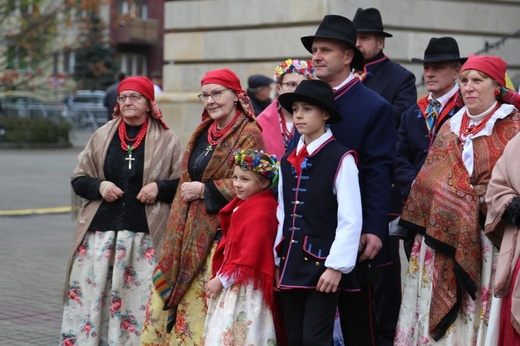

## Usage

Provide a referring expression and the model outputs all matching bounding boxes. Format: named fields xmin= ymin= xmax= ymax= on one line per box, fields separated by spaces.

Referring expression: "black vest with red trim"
xmin=279 ymin=138 xmax=354 ymax=289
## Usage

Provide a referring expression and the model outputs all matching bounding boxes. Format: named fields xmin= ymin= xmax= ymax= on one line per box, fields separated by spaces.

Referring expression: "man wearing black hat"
xmin=247 ymin=74 xmax=274 ymax=115
xmin=296 ymin=14 xmax=395 ymax=346
xmin=353 ymin=7 xmax=417 ymax=127
xmin=352 ymin=8 xmax=418 ymax=346
xmin=395 ymin=37 xmax=466 ymax=209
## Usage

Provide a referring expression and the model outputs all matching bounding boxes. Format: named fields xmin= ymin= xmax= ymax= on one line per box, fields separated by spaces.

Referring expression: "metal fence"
xmin=0 ymin=104 xmax=108 ymax=130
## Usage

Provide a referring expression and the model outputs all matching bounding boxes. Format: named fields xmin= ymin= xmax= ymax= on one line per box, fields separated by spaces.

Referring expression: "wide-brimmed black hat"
xmin=353 ymin=8 xmax=392 ymax=37
xmin=411 ymin=37 xmax=467 ymax=63
xmin=278 ymin=79 xmax=342 ymax=124
xmin=301 ymin=15 xmax=364 ymax=69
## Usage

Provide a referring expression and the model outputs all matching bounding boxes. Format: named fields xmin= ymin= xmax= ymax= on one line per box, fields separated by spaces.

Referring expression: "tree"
xmin=0 ymin=0 xmax=123 ymax=93
xmin=0 ymin=0 xmax=62 ymax=91
xmin=71 ymin=0 xmax=119 ymax=90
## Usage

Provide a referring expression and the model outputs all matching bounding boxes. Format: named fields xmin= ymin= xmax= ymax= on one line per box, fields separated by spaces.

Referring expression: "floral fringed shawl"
xmin=400 ymin=105 xmax=520 ymax=341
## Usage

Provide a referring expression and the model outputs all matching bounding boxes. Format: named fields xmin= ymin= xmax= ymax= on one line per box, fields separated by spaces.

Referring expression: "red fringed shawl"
xmin=212 ymin=189 xmax=278 ymax=312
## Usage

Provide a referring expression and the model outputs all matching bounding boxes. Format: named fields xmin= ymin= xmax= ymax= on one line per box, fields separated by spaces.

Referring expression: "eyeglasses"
xmin=198 ymin=88 xmax=230 ymax=102
xmin=116 ymin=94 xmax=144 ymax=103
xmin=279 ymin=82 xmax=300 ymax=90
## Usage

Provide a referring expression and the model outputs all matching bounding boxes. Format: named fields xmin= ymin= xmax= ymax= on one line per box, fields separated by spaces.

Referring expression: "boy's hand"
xmin=317 ymin=268 xmax=341 ymax=293
xmin=205 ymin=277 xmax=223 ymax=299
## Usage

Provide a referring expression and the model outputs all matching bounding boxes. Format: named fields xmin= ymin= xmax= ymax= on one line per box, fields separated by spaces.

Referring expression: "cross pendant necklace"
xmin=125 ymin=146 xmax=135 ymax=169
xmin=204 ymin=145 xmax=213 ymax=157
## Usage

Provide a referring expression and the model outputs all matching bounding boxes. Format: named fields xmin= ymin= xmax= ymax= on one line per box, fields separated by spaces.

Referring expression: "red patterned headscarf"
xmin=111 ymin=75 xmax=169 ymax=129
xmin=200 ymin=69 xmax=256 ymax=121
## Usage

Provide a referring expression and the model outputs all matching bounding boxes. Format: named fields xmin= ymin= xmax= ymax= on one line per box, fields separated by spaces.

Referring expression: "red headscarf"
xmin=112 ymin=75 xmax=169 ymax=129
xmin=118 ymin=75 xmax=155 ymax=101
xmin=462 ymin=54 xmax=507 ymax=87
xmin=200 ymin=69 xmax=256 ymax=121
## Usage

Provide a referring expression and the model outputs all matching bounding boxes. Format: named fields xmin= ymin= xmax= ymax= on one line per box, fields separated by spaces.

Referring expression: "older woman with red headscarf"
xmin=60 ymin=76 xmax=184 ymax=345
xmin=141 ymin=69 xmax=265 ymax=345
xmin=394 ymin=55 xmax=520 ymax=346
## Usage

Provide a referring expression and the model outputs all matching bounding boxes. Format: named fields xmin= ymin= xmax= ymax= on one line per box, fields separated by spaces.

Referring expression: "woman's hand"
xmin=137 ymin=182 xmax=158 ymax=205
xmin=180 ymin=181 xmax=204 ymax=202
xmin=317 ymin=268 xmax=342 ymax=293
xmin=99 ymin=181 xmax=124 ymax=203
xmin=205 ymin=277 xmax=223 ymax=299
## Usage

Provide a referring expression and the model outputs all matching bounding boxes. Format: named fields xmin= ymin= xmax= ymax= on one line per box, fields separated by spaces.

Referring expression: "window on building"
xmin=63 ymin=49 xmax=74 ymax=74
xmin=117 ymin=0 xmax=148 ymax=19
xmin=6 ymin=45 xmax=32 ymax=71
xmin=119 ymin=53 xmax=147 ymax=76
xmin=8 ymin=0 xmax=39 ymax=15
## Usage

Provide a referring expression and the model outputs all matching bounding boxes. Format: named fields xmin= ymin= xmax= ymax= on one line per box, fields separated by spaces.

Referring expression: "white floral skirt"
xmin=60 ymin=230 xmax=156 ymax=346
xmin=203 ymin=281 xmax=277 ymax=345
xmin=393 ymin=231 xmax=499 ymax=345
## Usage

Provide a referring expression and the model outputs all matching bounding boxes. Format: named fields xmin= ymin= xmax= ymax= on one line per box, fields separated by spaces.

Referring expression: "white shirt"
xmin=429 ymin=83 xmax=459 ymax=114
xmin=274 ymin=128 xmax=363 ymax=274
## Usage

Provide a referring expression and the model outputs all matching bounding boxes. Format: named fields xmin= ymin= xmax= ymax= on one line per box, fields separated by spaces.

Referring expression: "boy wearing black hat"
xmin=275 ymin=79 xmax=363 ymax=346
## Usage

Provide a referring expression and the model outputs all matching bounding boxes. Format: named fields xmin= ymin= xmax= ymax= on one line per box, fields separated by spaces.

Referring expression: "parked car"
xmin=63 ymin=90 xmax=107 ymax=129
xmin=0 ymin=92 xmax=67 ymax=119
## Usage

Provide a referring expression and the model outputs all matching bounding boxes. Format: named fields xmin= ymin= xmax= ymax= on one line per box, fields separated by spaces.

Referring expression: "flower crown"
xmin=274 ymin=59 xmax=315 ymax=84
xmin=232 ymin=149 xmax=279 ymax=186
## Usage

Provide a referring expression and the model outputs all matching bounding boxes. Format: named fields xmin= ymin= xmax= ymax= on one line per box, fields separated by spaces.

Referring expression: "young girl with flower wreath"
xmin=202 ymin=149 xmax=280 ymax=345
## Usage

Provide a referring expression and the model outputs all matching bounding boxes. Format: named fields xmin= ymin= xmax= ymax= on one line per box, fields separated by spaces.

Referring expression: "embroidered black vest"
xmin=279 ymin=139 xmax=351 ymax=288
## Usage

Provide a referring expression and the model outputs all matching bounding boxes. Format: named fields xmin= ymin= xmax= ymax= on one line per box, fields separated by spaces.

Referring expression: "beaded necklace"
xmin=118 ymin=118 xmax=149 ymax=169
xmin=204 ymin=112 xmax=239 ymax=156
xmin=458 ymin=103 xmax=500 ymax=142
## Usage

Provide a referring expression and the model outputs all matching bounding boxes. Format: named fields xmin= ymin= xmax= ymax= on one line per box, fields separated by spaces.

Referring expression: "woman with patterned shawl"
xmin=60 ymin=76 xmax=184 ymax=345
xmin=140 ymin=68 xmax=265 ymax=345
xmin=394 ymin=55 xmax=520 ymax=346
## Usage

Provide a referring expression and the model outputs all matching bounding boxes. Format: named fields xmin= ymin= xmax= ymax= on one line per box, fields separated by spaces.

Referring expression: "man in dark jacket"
xmin=396 ymin=37 xmax=465 ymax=265
xmin=295 ymin=14 xmax=395 ymax=346
xmin=246 ymin=74 xmax=273 ymax=115
xmin=352 ymin=8 xmax=417 ymax=345
xmin=104 ymin=72 xmax=126 ymax=122
xmin=353 ymin=7 xmax=417 ymax=128
xmin=396 ymin=37 xmax=466 ymax=199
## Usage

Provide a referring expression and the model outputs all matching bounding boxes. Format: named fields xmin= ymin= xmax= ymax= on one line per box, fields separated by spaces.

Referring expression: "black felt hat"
xmin=278 ymin=79 xmax=342 ymax=124
xmin=353 ymin=8 xmax=392 ymax=37
xmin=411 ymin=37 xmax=467 ymax=63
xmin=301 ymin=15 xmax=364 ymax=69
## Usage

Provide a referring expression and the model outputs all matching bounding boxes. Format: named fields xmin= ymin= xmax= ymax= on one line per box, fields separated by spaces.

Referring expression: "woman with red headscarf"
xmin=141 ymin=69 xmax=265 ymax=345
xmin=60 ymin=76 xmax=184 ymax=345
xmin=394 ymin=55 xmax=520 ymax=345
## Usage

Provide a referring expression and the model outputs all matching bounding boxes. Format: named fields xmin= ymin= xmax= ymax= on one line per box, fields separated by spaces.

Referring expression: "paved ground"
xmin=0 ymin=130 xmax=91 ymax=345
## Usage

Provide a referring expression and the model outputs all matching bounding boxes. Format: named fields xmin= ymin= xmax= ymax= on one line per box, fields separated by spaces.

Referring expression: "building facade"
xmin=158 ymin=0 xmax=520 ymax=144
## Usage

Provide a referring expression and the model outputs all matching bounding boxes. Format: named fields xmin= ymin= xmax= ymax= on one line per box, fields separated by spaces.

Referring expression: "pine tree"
xmin=72 ymin=4 xmax=119 ymax=90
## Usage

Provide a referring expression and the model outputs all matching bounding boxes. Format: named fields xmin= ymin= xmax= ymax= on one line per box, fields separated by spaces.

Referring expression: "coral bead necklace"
xmin=204 ymin=112 xmax=239 ymax=156
xmin=118 ymin=118 xmax=149 ymax=169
